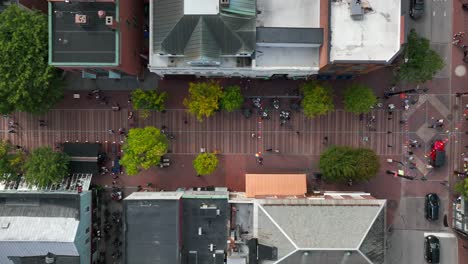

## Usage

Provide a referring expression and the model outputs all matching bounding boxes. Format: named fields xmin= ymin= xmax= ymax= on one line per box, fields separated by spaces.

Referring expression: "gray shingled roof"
xmin=0 ymin=242 xmax=79 ymax=264
xmin=9 ymin=254 xmax=80 ymax=264
xmin=359 ymin=208 xmax=385 ymax=264
xmin=257 ymin=206 xmax=295 ymax=259
xmin=262 ymin=204 xmax=381 ymax=248
xmin=152 ymin=0 xmax=256 ymax=63
xmin=255 ymin=199 xmax=386 ymax=264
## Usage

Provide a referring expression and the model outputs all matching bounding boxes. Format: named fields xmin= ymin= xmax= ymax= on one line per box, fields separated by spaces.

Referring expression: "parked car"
xmin=410 ymin=0 xmax=425 ymax=19
xmin=425 ymin=193 xmax=440 ymax=221
xmin=424 ymin=235 xmax=440 ymax=263
xmin=429 ymin=140 xmax=445 ymax=168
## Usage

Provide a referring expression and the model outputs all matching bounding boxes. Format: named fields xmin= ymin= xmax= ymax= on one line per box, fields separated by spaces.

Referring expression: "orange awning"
xmin=245 ymin=174 xmax=307 ymax=198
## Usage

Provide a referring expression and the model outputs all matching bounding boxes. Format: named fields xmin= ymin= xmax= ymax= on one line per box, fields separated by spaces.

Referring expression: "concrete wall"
xmin=74 ymin=191 xmax=92 ymax=264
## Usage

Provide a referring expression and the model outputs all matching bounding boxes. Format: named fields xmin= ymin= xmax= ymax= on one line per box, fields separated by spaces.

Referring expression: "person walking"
xmin=322 ymin=137 xmax=328 ymax=145
xmin=39 ymin=120 xmax=47 ymax=127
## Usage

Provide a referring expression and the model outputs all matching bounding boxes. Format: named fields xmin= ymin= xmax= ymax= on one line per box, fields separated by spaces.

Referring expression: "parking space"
xmin=388 ymin=230 xmax=457 ymax=264
xmin=393 ymin=197 xmax=450 ymax=231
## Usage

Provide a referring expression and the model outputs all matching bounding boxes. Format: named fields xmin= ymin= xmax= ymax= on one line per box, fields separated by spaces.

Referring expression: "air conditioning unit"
xmin=220 ymin=0 xmax=229 ymax=7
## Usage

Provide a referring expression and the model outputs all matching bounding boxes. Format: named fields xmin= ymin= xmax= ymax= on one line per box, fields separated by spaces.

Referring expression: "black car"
xmin=410 ymin=0 xmax=425 ymax=19
xmin=425 ymin=193 xmax=440 ymax=221
xmin=424 ymin=235 xmax=440 ymax=263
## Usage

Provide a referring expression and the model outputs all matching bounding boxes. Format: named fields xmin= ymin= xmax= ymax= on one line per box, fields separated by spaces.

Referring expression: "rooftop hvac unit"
xmin=105 ymin=16 xmax=113 ymax=26
xmin=350 ymin=0 xmax=364 ymax=20
xmin=220 ymin=0 xmax=229 ymax=7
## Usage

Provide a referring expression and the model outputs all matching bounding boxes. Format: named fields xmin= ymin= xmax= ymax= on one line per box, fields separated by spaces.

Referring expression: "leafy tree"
xmin=121 ymin=126 xmax=169 ymax=175
xmin=0 ymin=5 xmax=63 ymax=114
xmin=131 ymin=88 xmax=168 ymax=112
xmin=0 ymin=140 xmax=25 ymax=181
xmin=396 ymin=29 xmax=444 ymax=84
xmin=23 ymin=147 xmax=69 ymax=187
xmin=184 ymin=81 xmax=223 ymax=121
xmin=193 ymin=153 xmax=219 ymax=175
xmin=221 ymin=85 xmax=244 ymax=112
xmin=354 ymin=148 xmax=380 ymax=181
xmin=319 ymin=146 xmax=380 ymax=183
xmin=343 ymin=84 xmax=377 ymax=114
xmin=300 ymin=82 xmax=334 ymax=118
xmin=455 ymin=178 xmax=468 ymax=200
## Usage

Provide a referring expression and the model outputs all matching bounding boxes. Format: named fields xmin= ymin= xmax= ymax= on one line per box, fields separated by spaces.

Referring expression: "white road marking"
xmin=424 ymin=232 xmax=456 ymax=238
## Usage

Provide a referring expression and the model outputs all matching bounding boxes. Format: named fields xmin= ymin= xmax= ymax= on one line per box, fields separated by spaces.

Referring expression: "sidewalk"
xmin=451 ymin=1 xmax=468 ymax=263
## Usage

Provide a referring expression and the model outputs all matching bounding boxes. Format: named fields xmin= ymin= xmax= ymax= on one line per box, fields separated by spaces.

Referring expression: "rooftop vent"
xmin=75 ymin=14 xmax=88 ymax=25
xmin=1 ymin=222 xmax=9 ymax=229
xmin=45 ymin=253 xmax=55 ymax=264
xmin=105 ymin=16 xmax=113 ymax=26
xmin=350 ymin=0 xmax=364 ymax=20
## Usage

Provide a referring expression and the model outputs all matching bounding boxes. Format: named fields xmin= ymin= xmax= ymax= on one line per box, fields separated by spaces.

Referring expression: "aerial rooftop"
xmin=0 ymin=193 xmax=81 ymax=264
xmin=50 ymin=1 xmax=118 ymax=64
xmin=255 ymin=0 xmax=322 ymax=69
xmin=330 ymin=0 xmax=401 ymax=62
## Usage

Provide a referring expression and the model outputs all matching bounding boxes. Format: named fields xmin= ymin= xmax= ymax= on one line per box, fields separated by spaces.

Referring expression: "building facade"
xmin=148 ymin=0 xmax=402 ymax=79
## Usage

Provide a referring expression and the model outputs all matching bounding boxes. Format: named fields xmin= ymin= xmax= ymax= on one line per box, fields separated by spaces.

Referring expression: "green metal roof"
xmin=153 ymin=0 xmax=256 ymax=64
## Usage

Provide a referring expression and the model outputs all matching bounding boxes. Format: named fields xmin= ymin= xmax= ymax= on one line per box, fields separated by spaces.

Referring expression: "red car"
xmin=429 ymin=140 xmax=446 ymax=167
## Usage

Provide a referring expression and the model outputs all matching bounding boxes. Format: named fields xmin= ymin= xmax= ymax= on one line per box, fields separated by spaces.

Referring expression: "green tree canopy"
xmin=319 ymin=146 xmax=380 ymax=183
xmin=455 ymin=178 xmax=468 ymax=201
xmin=0 ymin=5 xmax=63 ymax=114
xmin=220 ymin=85 xmax=244 ymax=112
xmin=183 ymin=81 xmax=223 ymax=121
xmin=23 ymin=147 xmax=69 ymax=188
xmin=193 ymin=153 xmax=219 ymax=175
xmin=0 ymin=140 xmax=25 ymax=182
xmin=131 ymin=88 xmax=168 ymax=111
xmin=121 ymin=126 xmax=169 ymax=175
xmin=300 ymin=81 xmax=334 ymax=118
xmin=343 ymin=84 xmax=377 ymax=114
xmin=396 ymin=29 xmax=445 ymax=84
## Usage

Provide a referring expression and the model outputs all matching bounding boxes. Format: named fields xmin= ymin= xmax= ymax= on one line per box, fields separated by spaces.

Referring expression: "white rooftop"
xmin=0 ymin=217 xmax=79 ymax=242
xmin=125 ymin=191 xmax=183 ymax=200
xmin=330 ymin=0 xmax=401 ymax=62
xmin=184 ymin=0 xmax=219 ymax=15
xmin=256 ymin=0 xmax=320 ymax=28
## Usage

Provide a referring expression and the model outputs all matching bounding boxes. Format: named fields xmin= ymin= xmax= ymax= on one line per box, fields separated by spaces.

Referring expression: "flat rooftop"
xmin=181 ymin=198 xmax=228 ymax=264
xmin=255 ymin=0 xmax=321 ymax=70
xmin=256 ymin=0 xmax=320 ymax=28
xmin=50 ymin=2 xmax=118 ymax=64
xmin=330 ymin=0 xmax=401 ymax=62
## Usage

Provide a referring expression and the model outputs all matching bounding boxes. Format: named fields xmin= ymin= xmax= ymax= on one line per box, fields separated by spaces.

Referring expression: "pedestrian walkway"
xmin=0 ymin=108 xmax=405 ymax=156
